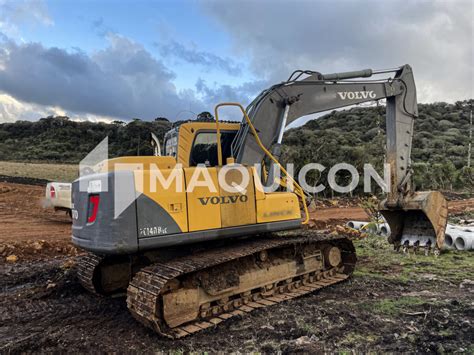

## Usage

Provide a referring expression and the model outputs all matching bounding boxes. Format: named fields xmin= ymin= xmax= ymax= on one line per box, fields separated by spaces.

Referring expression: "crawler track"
xmin=76 ymin=253 xmax=104 ymax=294
xmin=126 ymin=233 xmax=356 ymax=338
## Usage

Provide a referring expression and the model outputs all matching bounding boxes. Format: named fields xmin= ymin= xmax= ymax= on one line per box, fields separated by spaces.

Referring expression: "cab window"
xmin=190 ymin=131 xmax=237 ymax=166
xmin=164 ymin=133 xmax=178 ymax=157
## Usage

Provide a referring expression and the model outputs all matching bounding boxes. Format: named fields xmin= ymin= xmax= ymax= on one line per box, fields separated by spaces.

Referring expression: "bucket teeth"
xmin=398 ymin=238 xmax=439 ymax=256
xmin=380 ymin=190 xmax=448 ymax=250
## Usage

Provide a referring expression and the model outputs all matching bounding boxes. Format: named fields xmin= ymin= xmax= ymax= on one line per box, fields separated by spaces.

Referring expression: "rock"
xmin=459 ymin=279 xmax=474 ymax=289
xmin=6 ymin=255 xmax=18 ymax=263
xmin=419 ymin=273 xmax=437 ymax=281
xmin=46 ymin=282 xmax=57 ymax=289
xmin=403 ymin=290 xmax=436 ymax=297
xmin=260 ymin=325 xmax=275 ymax=330
xmin=295 ymin=336 xmax=312 ymax=345
xmin=61 ymin=259 xmax=75 ymax=269
xmin=32 ymin=241 xmax=43 ymax=250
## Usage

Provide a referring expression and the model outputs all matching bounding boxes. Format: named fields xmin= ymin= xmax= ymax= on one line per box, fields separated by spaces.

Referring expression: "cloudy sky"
xmin=0 ymin=0 xmax=472 ymax=124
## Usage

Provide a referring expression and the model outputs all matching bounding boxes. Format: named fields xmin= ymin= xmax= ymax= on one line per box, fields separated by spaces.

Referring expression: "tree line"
xmin=0 ymin=101 xmax=472 ymax=193
xmin=281 ymin=100 xmax=473 ymax=194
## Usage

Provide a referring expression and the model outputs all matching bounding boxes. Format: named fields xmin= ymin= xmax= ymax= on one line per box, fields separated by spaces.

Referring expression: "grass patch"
xmin=341 ymin=332 xmax=379 ymax=344
xmin=369 ymin=297 xmax=427 ymax=316
xmin=0 ymin=161 xmax=78 ymax=182
xmin=296 ymin=318 xmax=316 ymax=333
xmin=354 ymin=235 xmax=474 ymax=283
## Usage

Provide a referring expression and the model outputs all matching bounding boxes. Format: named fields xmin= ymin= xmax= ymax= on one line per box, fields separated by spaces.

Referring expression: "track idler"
xmin=380 ymin=191 xmax=448 ymax=255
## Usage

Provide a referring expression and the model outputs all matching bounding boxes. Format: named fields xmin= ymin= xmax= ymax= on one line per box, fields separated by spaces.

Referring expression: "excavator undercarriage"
xmin=77 ymin=231 xmax=356 ymax=338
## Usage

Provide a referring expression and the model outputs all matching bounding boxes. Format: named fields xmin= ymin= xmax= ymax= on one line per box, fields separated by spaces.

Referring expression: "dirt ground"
xmin=0 ymin=180 xmax=473 ymax=353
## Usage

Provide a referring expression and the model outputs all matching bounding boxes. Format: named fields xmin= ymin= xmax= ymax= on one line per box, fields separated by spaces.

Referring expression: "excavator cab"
xmin=162 ymin=121 xmax=240 ymax=167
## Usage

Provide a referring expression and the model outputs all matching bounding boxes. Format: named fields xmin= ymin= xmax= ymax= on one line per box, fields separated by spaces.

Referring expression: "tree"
xmin=468 ymin=102 xmax=472 ymax=168
xmin=197 ymin=111 xmax=214 ymax=121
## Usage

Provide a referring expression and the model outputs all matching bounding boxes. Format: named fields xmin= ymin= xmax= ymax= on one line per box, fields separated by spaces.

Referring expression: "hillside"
xmin=0 ymin=100 xmax=472 ymax=192
xmin=0 ymin=117 xmax=172 ymax=163
xmin=282 ymin=100 xmax=473 ymax=193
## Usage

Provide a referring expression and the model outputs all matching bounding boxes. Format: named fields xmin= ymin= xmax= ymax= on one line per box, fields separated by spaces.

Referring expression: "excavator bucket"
xmin=380 ymin=191 xmax=448 ymax=252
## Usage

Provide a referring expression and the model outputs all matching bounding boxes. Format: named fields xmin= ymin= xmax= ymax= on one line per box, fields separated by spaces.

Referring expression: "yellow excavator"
xmin=71 ymin=64 xmax=448 ymax=338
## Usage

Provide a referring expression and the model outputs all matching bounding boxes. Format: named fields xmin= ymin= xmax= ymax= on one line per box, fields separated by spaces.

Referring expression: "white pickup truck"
xmin=44 ymin=182 xmax=72 ymax=216
xmin=43 ymin=133 xmax=162 ymax=218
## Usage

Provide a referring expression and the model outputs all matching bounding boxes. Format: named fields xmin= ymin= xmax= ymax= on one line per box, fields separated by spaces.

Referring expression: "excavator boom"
xmin=233 ymin=64 xmax=447 ymax=250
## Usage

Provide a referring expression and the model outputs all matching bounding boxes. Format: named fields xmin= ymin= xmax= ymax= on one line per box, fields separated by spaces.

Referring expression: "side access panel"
xmin=218 ymin=166 xmax=257 ymax=228
xmin=256 ymin=192 xmax=301 ymax=223
xmin=184 ymin=167 xmax=221 ymax=231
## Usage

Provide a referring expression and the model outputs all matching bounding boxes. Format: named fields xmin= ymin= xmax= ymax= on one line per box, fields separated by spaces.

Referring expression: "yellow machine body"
xmin=99 ymin=121 xmax=301 ymax=240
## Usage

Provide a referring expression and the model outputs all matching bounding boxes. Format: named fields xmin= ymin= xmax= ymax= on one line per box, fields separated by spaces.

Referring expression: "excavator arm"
xmin=232 ymin=64 xmax=448 ymax=251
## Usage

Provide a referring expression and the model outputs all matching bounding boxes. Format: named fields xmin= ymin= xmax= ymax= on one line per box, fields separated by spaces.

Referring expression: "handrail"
xmin=214 ymin=102 xmax=309 ymax=225
xmin=213 ymin=104 xmax=224 ymax=166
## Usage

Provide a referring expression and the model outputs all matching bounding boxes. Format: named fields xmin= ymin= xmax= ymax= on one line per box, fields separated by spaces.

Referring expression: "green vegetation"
xmin=0 ymin=116 xmax=172 ymax=163
xmin=354 ymin=235 xmax=474 ymax=283
xmin=363 ymin=297 xmax=428 ymax=316
xmin=282 ymin=100 xmax=473 ymax=194
xmin=0 ymin=101 xmax=472 ymax=192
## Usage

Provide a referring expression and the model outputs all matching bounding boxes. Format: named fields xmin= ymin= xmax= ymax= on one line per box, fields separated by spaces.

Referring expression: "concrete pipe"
xmin=445 ymin=224 xmax=473 ymax=251
xmin=444 ymin=233 xmax=454 ymax=249
xmin=346 ymin=221 xmax=368 ymax=230
xmin=454 ymin=235 xmax=474 ymax=251
xmin=378 ymin=223 xmax=391 ymax=237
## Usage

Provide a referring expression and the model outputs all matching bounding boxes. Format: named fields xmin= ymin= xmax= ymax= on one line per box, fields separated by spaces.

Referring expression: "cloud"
xmin=0 ymin=93 xmax=118 ymax=123
xmin=158 ymin=40 xmax=243 ymax=76
xmin=0 ymin=0 xmax=53 ymax=38
xmin=195 ymin=78 xmax=265 ymax=107
xmin=0 ymin=93 xmax=77 ymax=123
xmin=0 ymin=33 xmax=206 ymax=120
xmin=202 ymin=0 xmax=473 ymax=103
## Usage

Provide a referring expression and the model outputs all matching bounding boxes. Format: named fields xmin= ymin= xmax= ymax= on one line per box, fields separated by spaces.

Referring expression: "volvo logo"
xmin=337 ymin=91 xmax=377 ymax=100
xmin=198 ymin=195 xmax=248 ymax=205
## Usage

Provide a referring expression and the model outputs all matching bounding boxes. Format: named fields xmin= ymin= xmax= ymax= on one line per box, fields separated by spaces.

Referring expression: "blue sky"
xmin=31 ymin=1 xmax=248 ymax=90
xmin=0 ymin=0 xmax=472 ymax=124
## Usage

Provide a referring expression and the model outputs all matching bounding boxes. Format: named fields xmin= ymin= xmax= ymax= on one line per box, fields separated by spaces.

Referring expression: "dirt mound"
xmin=1 ymin=240 xmax=80 ymax=263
